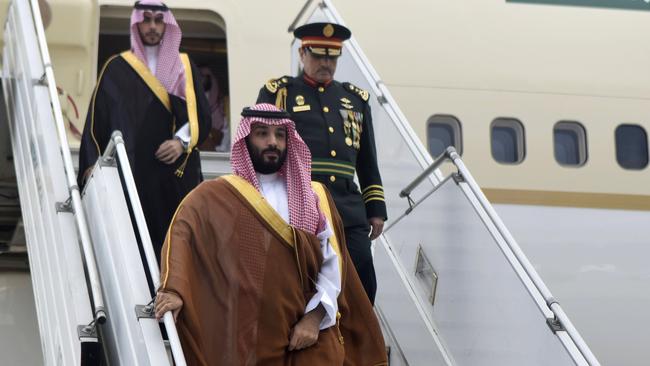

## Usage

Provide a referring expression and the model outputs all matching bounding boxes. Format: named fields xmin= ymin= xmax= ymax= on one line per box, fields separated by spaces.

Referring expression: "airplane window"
xmin=615 ymin=124 xmax=648 ymax=170
xmin=554 ymin=121 xmax=587 ymax=166
xmin=426 ymin=115 xmax=462 ymax=157
xmin=491 ymin=118 xmax=525 ymax=164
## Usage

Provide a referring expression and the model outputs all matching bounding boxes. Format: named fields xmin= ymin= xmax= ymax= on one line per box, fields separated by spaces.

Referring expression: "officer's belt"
xmin=311 ymin=158 xmax=355 ymax=179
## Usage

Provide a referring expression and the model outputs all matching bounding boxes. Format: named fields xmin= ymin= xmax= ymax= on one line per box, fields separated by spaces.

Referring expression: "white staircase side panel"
xmin=386 ymin=178 xmax=582 ymax=365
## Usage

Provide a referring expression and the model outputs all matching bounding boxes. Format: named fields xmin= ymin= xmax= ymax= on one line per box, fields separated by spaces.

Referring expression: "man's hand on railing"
xmin=155 ymin=291 xmax=183 ymax=322
xmin=155 ymin=139 xmax=184 ymax=164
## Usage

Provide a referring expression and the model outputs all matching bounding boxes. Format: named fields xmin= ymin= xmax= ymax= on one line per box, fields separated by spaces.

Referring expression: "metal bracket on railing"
xmin=99 ymin=156 xmax=116 ymax=167
xmin=55 ymin=197 xmax=73 ymax=213
xmin=135 ymin=304 xmax=156 ymax=320
xmin=546 ymin=316 xmax=565 ymax=333
xmin=77 ymin=319 xmax=98 ymax=340
xmin=34 ymin=72 xmax=48 ymax=87
xmin=404 ymin=194 xmax=416 ymax=214
xmin=452 ymin=172 xmax=465 ymax=184
xmin=135 ymin=297 xmax=156 ymax=320
xmin=375 ymin=81 xmax=388 ymax=104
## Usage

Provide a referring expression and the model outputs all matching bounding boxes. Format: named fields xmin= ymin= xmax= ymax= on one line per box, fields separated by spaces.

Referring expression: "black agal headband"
xmin=134 ymin=1 xmax=169 ymax=12
xmin=241 ymin=107 xmax=291 ymax=119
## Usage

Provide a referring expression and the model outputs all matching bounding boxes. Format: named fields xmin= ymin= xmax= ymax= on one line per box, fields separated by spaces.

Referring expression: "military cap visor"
xmin=304 ymin=46 xmax=342 ymax=58
xmin=294 ymin=23 xmax=351 ymax=56
xmin=134 ymin=1 xmax=169 ymax=11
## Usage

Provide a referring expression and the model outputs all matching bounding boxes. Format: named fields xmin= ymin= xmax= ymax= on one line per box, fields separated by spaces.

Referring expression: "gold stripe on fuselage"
xmin=484 ymin=188 xmax=650 ymax=211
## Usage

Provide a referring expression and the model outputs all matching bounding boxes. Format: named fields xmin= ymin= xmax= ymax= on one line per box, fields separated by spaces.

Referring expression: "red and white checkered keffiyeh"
xmin=130 ymin=0 xmax=185 ymax=98
xmin=231 ymin=103 xmax=326 ymax=235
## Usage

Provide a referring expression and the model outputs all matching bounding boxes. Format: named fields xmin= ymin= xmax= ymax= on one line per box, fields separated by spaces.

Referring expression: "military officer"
xmin=257 ymin=22 xmax=386 ymax=304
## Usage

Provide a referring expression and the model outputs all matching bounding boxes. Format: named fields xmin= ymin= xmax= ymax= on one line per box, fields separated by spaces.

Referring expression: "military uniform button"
xmin=330 ymin=176 xmax=336 ymax=182
xmin=323 ymin=106 xmax=329 ymax=112
xmin=329 ymin=127 xmax=334 ymax=133
xmin=345 ymin=137 xmax=352 ymax=146
xmin=318 ymin=87 xmax=325 ymax=92
xmin=281 ymin=77 xmax=288 ymax=82
xmin=330 ymin=150 xmax=337 ymax=157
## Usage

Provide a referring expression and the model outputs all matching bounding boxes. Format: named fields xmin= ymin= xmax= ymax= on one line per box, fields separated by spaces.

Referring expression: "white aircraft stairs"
xmin=0 ymin=0 xmax=600 ymax=365
xmin=2 ymin=0 xmax=184 ymax=364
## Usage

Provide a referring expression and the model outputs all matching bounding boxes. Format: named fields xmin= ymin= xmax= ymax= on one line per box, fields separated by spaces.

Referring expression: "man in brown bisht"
xmin=155 ymin=103 xmax=387 ymax=365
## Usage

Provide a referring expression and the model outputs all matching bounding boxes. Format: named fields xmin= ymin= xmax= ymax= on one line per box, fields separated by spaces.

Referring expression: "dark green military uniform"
xmin=257 ymin=73 xmax=387 ymax=303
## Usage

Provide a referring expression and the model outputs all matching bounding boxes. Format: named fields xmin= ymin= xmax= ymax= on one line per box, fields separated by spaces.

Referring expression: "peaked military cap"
xmin=294 ymin=22 xmax=351 ymax=57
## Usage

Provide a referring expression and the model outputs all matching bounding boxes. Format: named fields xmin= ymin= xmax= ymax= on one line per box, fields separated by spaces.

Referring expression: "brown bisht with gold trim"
xmin=77 ymin=51 xmax=211 ymax=256
xmin=160 ymin=175 xmax=387 ymax=366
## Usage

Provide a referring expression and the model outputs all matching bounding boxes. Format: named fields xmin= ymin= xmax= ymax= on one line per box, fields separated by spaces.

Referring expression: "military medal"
xmin=350 ymin=111 xmax=363 ymax=149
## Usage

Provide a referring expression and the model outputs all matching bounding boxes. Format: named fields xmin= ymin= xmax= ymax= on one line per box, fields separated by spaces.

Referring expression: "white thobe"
xmin=145 ymin=45 xmax=191 ymax=144
xmin=144 ymin=45 xmax=159 ymax=76
xmin=257 ymin=173 xmax=341 ymax=330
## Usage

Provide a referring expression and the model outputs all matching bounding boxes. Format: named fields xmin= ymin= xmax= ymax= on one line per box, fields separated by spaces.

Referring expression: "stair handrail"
xmin=448 ymin=147 xmax=600 ymax=366
xmin=103 ymin=131 xmax=187 ymax=366
xmin=27 ymin=0 xmax=106 ymax=325
xmin=396 ymin=146 xmax=601 ymax=366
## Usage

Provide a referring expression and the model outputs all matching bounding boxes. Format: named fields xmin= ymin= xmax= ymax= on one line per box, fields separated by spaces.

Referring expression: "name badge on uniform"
xmin=292 ymin=105 xmax=311 ymax=112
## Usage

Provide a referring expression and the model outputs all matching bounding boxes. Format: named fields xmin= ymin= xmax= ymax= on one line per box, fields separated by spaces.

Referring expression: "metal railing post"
xmin=399 ymin=148 xmax=453 ymax=199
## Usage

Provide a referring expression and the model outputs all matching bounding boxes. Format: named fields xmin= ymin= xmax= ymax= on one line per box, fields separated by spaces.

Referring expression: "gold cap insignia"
xmin=295 ymin=95 xmax=305 ymax=106
xmin=323 ymin=24 xmax=334 ymax=38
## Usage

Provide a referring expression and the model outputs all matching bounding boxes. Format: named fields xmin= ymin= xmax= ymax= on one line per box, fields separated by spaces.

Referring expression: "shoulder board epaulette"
xmin=342 ymin=82 xmax=369 ymax=102
xmin=265 ymin=76 xmax=292 ymax=94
